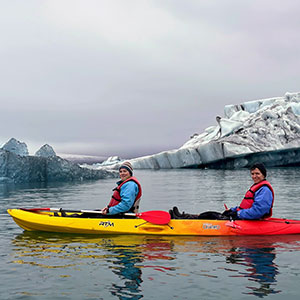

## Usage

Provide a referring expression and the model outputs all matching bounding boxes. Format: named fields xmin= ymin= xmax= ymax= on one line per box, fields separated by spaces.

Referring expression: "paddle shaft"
xmin=20 ymin=208 xmax=171 ymax=225
xmin=21 ymin=207 xmax=135 ymax=216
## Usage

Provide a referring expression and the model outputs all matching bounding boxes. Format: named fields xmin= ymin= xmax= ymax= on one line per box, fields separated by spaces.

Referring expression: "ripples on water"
xmin=2 ymin=168 xmax=300 ymax=299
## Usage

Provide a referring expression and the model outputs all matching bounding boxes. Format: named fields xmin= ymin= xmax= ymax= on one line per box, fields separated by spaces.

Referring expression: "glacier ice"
xmin=107 ymin=91 xmax=300 ymax=170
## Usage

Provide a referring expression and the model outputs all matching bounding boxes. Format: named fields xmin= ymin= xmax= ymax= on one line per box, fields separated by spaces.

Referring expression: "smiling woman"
xmin=101 ymin=161 xmax=143 ymax=215
xmin=223 ymin=163 xmax=274 ymax=220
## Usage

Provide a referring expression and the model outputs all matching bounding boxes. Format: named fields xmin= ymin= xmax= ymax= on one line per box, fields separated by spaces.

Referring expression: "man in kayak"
xmin=100 ymin=161 xmax=142 ymax=215
xmin=171 ymin=163 xmax=274 ymax=220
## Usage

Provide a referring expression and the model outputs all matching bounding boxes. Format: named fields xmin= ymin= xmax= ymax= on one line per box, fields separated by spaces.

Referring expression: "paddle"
xmin=136 ymin=210 xmax=171 ymax=225
xmin=20 ymin=208 xmax=171 ymax=225
xmin=21 ymin=207 xmax=102 ymax=214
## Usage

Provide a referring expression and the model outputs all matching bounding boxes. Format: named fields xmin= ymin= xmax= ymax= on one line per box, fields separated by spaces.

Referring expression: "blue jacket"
xmin=107 ymin=181 xmax=139 ymax=215
xmin=231 ymin=186 xmax=273 ymax=220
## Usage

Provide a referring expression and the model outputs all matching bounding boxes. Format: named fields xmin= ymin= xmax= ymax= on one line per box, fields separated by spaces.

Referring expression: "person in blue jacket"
xmin=171 ymin=163 xmax=274 ymax=220
xmin=101 ymin=161 xmax=142 ymax=215
xmin=223 ymin=163 xmax=274 ymax=220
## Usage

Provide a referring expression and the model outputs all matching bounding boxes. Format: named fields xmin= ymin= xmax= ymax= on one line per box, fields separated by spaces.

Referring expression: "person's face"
xmin=119 ymin=168 xmax=131 ymax=181
xmin=251 ymin=168 xmax=265 ymax=184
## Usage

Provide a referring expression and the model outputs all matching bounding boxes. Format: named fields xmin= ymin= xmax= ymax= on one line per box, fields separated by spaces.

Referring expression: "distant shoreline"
xmin=58 ymin=153 xmax=106 ymax=164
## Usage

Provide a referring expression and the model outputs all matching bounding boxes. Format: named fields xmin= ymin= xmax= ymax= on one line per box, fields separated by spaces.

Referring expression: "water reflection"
xmin=11 ymin=233 xmax=176 ymax=299
xmin=103 ymin=240 xmax=144 ymax=299
xmin=10 ymin=233 xmax=300 ymax=299
xmin=225 ymin=238 xmax=279 ymax=297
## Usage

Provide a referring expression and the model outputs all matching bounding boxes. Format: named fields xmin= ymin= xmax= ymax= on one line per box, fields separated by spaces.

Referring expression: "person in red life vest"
xmin=101 ymin=161 xmax=142 ymax=215
xmin=223 ymin=163 xmax=274 ymax=220
xmin=170 ymin=163 xmax=274 ymax=220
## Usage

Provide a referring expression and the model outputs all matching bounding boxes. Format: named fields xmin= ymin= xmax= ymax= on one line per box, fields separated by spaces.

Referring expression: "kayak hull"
xmin=7 ymin=209 xmax=300 ymax=236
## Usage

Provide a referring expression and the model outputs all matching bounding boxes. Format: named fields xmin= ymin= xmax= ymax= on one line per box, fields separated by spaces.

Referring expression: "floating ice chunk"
xmin=96 ymin=91 xmax=300 ymax=170
xmin=0 ymin=149 xmax=117 ymax=183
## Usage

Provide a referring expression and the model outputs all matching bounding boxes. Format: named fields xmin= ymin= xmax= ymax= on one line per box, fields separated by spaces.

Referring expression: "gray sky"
xmin=1 ymin=0 xmax=300 ymax=158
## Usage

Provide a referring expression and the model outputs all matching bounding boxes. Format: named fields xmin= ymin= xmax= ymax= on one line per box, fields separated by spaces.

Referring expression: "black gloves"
xmin=222 ymin=209 xmax=238 ymax=219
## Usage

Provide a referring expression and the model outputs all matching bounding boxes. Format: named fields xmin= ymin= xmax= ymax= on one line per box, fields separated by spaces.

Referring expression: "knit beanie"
xmin=119 ymin=161 xmax=133 ymax=176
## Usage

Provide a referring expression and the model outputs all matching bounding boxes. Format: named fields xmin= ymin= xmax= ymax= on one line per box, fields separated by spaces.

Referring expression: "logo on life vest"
xmin=202 ymin=223 xmax=221 ymax=230
xmin=99 ymin=221 xmax=114 ymax=228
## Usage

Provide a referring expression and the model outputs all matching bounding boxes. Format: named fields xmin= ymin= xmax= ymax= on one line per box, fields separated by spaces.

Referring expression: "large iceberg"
xmin=117 ymin=92 xmax=300 ymax=169
xmin=0 ymin=139 xmax=117 ymax=183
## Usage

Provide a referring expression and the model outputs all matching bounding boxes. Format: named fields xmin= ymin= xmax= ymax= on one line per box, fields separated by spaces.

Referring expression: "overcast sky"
xmin=1 ymin=0 xmax=299 ymax=158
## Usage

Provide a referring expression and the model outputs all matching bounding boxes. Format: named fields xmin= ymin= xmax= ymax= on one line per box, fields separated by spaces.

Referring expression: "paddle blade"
xmin=20 ymin=207 xmax=51 ymax=212
xmin=137 ymin=210 xmax=171 ymax=225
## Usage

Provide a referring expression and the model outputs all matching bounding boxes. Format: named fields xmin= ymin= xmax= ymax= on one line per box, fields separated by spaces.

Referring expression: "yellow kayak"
xmin=7 ymin=208 xmax=300 ymax=236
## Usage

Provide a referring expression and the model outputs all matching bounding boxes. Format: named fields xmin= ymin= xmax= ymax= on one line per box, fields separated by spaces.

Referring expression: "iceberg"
xmin=112 ymin=91 xmax=300 ymax=169
xmin=0 ymin=139 xmax=117 ymax=183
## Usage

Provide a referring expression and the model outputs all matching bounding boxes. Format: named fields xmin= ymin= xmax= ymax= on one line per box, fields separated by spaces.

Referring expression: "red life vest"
xmin=108 ymin=177 xmax=142 ymax=213
xmin=238 ymin=180 xmax=274 ymax=217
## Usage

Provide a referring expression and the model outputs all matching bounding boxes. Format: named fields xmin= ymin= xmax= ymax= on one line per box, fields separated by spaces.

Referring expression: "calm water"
xmin=1 ymin=168 xmax=300 ymax=300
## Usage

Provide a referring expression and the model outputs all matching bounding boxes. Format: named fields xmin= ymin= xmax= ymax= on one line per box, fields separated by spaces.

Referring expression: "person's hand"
xmin=228 ymin=210 xmax=238 ymax=219
xmin=222 ymin=209 xmax=231 ymax=217
xmin=222 ymin=209 xmax=238 ymax=219
xmin=101 ymin=207 xmax=109 ymax=215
